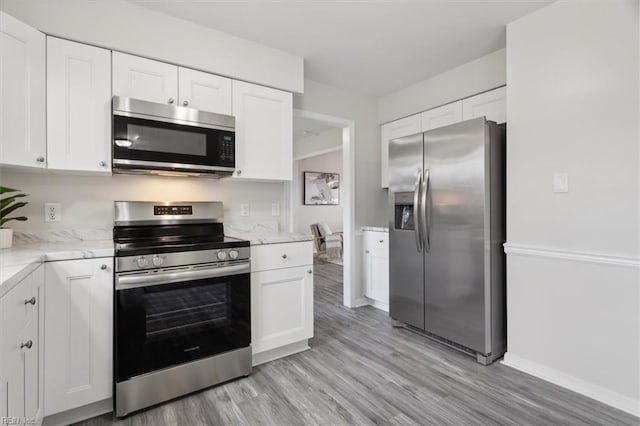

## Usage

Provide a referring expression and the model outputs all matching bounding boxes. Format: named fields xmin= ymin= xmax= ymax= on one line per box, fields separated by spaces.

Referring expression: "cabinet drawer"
xmin=364 ymin=232 xmax=388 ymax=257
xmin=251 ymin=241 xmax=313 ymax=272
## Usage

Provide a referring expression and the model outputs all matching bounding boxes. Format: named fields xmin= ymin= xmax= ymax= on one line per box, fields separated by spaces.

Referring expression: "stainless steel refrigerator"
xmin=388 ymin=117 xmax=506 ymax=365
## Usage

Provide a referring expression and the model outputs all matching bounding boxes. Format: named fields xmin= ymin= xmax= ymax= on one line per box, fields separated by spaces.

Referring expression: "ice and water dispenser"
xmin=393 ymin=192 xmax=415 ymax=231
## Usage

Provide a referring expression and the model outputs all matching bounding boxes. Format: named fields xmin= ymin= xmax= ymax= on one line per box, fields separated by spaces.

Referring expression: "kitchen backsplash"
xmin=1 ymin=170 xmax=286 ymax=233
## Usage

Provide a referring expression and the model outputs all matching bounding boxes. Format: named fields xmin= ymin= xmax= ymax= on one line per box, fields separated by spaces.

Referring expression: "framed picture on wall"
xmin=304 ymin=172 xmax=340 ymax=205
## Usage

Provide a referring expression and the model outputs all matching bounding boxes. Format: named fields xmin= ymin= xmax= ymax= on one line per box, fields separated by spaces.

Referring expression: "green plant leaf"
xmin=1 ymin=201 xmax=27 ymax=219
xmin=0 ymin=216 xmax=27 ymax=227
xmin=0 ymin=186 xmax=19 ymax=195
xmin=0 ymin=193 xmax=26 ymax=210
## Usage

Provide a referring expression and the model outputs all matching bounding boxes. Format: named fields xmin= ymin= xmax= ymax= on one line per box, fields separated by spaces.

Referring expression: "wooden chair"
xmin=310 ymin=223 xmax=343 ymax=258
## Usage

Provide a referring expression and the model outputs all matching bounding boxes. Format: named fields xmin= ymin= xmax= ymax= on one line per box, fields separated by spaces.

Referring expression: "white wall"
xmin=294 ymin=79 xmax=385 ymax=229
xmin=504 ymin=0 xmax=639 ymax=416
xmin=0 ymin=170 xmax=285 ymax=233
xmin=293 ymin=127 xmax=342 ymax=160
xmin=377 ymin=49 xmax=506 ymax=124
xmin=0 ymin=0 xmax=303 ymax=93
xmin=293 ymin=150 xmax=343 ymax=236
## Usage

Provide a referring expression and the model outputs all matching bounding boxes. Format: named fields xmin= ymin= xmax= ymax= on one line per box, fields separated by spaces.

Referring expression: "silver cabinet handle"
xmin=24 ymin=297 xmax=36 ymax=305
xmin=36 ymin=156 xmax=45 ymax=163
xmin=365 ymin=250 xmax=370 ymax=254
xmin=21 ymin=340 xmax=33 ymax=350
xmin=99 ymin=161 xmax=106 ymax=167
xmin=282 ymin=254 xmax=288 ymax=259
xmin=307 ymin=270 xmax=312 ymax=274
xmin=379 ymin=240 xmax=384 ymax=243
xmin=182 ymin=100 xmax=189 ymax=106
xmin=413 ymin=169 xmax=423 ymax=253
xmin=100 ymin=264 xmax=108 ymax=270
xmin=168 ymin=98 xmax=174 ymax=104
xmin=236 ymin=169 xmax=242 ymax=175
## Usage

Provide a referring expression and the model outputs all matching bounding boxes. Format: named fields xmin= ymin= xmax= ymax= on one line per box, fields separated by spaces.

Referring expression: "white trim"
xmin=502 ymin=353 xmax=640 ymax=418
xmin=288 ymin=109 xmax=358 ymax=308
xmin=354 ymin=297 xmax=369 ymax=308
xmin=293 ymin=145 xmax=342 ymax=161
xmin=365 ymin=297 xmax=389 ymax=312
xmin=252 ymin=340 xmax=310 ymax=366
xmin=504 ymin=243 xmax=640 ymax=269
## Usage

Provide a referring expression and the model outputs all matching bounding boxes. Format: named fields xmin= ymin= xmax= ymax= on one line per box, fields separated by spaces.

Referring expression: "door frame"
xmin=286 ymin=109 xmax=357 ymax=308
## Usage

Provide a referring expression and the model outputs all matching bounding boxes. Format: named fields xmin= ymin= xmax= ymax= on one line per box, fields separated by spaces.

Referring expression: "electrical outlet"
xmin=44 ymin=203 xmax=61 ymax=222
xmin=240 ymin=204 xmax=250 ymax=217
xmin=553 ymin=172 xmax=569 ymax=193
xmin=271 ymin=203 xmax=280 ymax=217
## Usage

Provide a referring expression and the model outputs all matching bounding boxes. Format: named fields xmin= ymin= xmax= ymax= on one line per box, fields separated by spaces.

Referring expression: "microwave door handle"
xmin=115 ymin=262 xmax=250 ymax=290
xmin=413 ymin=169 xmax=422 ymax=252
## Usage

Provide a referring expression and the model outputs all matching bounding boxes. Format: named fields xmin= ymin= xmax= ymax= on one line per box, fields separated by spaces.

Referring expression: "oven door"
xmin=115 ymin=263 xmax=250 ymax=382
xmin=113 ymin=113 xmax=235 ymax=174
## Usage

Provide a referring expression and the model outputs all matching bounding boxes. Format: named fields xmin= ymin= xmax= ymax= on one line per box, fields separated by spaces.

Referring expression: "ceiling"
xmin=129 ymin=0 xmax=553 ymax=97
xmin=293 ymin=115 xmax=338 ymax=141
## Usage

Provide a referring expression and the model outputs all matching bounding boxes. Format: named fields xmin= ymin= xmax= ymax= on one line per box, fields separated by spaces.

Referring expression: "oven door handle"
xmin=115 ymin=262 xmax=250 ymax=290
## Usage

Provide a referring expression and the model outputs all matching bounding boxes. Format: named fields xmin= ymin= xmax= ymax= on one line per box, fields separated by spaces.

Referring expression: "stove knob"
xmin=217 ymin=251 xmax=228 ymax=261
xmin=229 ymin=250 xmax=239 ymax=260
xmin=136 ymin=256 xmax=148 ymax=268
xmin=152 ymin=256 xmax=163 ymax=267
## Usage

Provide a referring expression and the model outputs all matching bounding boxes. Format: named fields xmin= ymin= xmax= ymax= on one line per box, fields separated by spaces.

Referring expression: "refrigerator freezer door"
xmin=423 ymin=118 xmax=488 ymax=354
xmin=388 ymin=133 xmax=425 ymax=330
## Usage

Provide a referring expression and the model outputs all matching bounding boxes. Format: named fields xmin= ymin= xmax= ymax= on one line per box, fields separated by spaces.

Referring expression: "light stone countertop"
xmin=361 ymin=226 xmax=389 ymax=233
xmin=226 ymin=232 xmax=313 ymax=246
xmin=0 ymin=240 xmax=114 ymax=298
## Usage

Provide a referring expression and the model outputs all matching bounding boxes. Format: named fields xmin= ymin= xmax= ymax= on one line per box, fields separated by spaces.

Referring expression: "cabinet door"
xmin=380 ymin=114 xmax=421 ymax=188
xmin=232 ymin=80 xmax=293 ymax=180
xmin=178 ymin=67 xmax=232 ymax=114
xmin=462 ymin=86 xmax=507 ymax=124
xmin=112 ymin=52 xmax=178 ymax=105
xmin=363 ymin=233 xmax=389 ymax=307
xmin=251 ymin=266 xmax=313 ymax=354
xmin=47 ymin=37 xmax=112 ymax=172
xmin=0 ymin=12 xmax=46 ymax=168
xmin=420 ymin=101 xmax=463 ymax=132
xmin=1 ymin=265 xmax=43 ymax=422
xmin=44 ymin=258 xmax=113 ymax=416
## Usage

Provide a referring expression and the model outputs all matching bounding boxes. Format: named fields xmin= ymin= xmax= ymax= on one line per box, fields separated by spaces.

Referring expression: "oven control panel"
xmin=115 ymin=247 xmax=251 ymax=273
xmin=154 ymin=205 xmax=193 ymax=216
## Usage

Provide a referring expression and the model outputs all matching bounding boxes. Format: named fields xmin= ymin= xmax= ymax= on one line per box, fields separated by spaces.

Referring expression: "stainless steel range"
xmin=113 ymin=201 xmax=251 ymax=417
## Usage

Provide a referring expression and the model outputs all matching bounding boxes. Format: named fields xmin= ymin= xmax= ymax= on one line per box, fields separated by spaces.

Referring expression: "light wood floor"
xmin=79 ymin=259 xmax=637 ymax=425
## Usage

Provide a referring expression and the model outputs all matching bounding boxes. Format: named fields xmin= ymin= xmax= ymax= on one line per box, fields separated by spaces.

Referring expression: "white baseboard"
xmin=353 ymin=297 xmax=369 ymax=308
xmin=252 ymin=340 xmax=310 ymax=366
xmin=502 ymin=353 xmax=639 ymax=418
xmin=43 ymin=398 xmax=113 ymax=426
xmin=365 ymin=297 xmax=389 ymax=312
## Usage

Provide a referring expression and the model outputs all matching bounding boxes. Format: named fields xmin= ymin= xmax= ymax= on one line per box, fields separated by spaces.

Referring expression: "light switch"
xmin=553 ymin=172 xmax=569 ymax=193
xmin=240 ymin=204 xmax=250 ymax=217
xmin=271 ymin=203 xmax=280 ymax=217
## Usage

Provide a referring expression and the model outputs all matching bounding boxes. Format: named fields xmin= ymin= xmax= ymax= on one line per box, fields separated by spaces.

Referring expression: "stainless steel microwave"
xmin=112 ymin=96 xmax=235 ymax=177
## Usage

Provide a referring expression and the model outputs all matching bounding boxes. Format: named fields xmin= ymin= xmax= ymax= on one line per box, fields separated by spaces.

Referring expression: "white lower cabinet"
xmin=44 ymin=258 xmax=113 ymax=417
xmin=363 ymin=230 xmax=389 ymax=311
xmin=0 ymin=265 xmax=44 ymax=423
xmin=250 ymin=241 xmax=313 ymax=363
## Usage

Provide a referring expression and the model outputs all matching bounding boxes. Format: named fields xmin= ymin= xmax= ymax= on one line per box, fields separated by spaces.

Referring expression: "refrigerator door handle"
xmin=421 ymin=168 xmax=430 ymax=252
xmin=413 ymin=169 xmax=423 ymax=252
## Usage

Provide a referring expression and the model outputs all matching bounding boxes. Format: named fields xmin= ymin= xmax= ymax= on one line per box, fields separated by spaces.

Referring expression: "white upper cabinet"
xmin=420 ymin=101 xmax=463 ymax=131
xmin=112 ymin=52 xmax=178 ymax=105
xmin=178 ymin=67 xmax=232 ymax=114
xmin=44 ymin=258 xmax=113 ymax=416
xmin=0 ymin=12 xmax=46 ymax=169
xmin=462 ymin=86 xmax=506 ymax=124
xmin=47 ymin=37 xmax=112 ymax=173
xmin=380 ymin=114 xmax=421 ymax=188
xmin=232 ymin=80 xmax=293 ymax=181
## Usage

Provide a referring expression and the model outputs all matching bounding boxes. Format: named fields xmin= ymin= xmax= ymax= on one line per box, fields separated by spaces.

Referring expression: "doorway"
xmin=285 ymin=109 xmax=356 ymax=308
